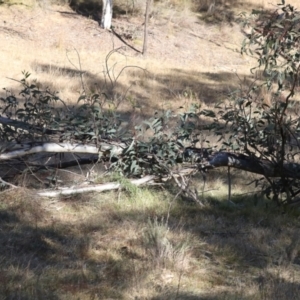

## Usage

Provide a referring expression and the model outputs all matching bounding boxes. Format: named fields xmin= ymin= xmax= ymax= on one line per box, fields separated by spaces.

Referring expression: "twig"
xmin=111 ymin=28 xmax=142 ymax=53
xmin=228 ymin=166 xmax=231 ymax=202
xmin=166 ymin=189 xmax=182 ymax=225
xmin=0 ymin=177 xmax=18 ymax=189
xmin=66 ymin=47 xmax=86 ymax=94
xmin=172 ymin=172 xmax=204 ymax=206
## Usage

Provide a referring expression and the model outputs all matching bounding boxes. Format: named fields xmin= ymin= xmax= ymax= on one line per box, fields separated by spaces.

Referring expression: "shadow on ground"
xmin=194 ymin=0 xmax=267 ymax=25
xmin=0 ymin=61 xmax=259 ymax=122
xmin=1 ymin=180 xmax=300 ymax=299
xmin=68 ymin=0 xmax=138 ymax=23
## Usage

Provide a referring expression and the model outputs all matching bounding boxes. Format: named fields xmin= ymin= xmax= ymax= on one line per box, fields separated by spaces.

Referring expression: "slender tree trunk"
xmin=101 ymin=0 xmax=113 ymax=29
xmin=143 ymin=0 xmax=151 ymax=56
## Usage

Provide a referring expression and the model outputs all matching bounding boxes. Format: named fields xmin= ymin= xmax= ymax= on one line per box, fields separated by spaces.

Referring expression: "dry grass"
xmin=0 ymin=0 xmax=256 ymax=114
xmin=1 ymin=0 xmax=300 ymax=299
xmin=0 ymin=174 xmax=300 ymax=299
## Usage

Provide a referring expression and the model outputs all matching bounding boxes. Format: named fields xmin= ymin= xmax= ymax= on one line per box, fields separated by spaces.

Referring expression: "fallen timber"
xmin=0 ymin=142 xmax=299 ymax=180
xmin=1 ymin=113 xmax=299 ymax=181
xmin=1 ymin=111 xmax=300 ymax=197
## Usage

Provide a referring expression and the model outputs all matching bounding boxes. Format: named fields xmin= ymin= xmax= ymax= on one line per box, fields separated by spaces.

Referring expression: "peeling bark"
xmin=0 ymin=116 xmax=61 ymax=135
xmin=199 ymin=151 xmax=300 ymax=179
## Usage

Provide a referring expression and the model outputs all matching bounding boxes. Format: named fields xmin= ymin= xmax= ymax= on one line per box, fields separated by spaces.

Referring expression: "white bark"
xmin=37 ymin=168 xmax=197 ymax=198
xmin=0 ymin=142 xmax=125 ymax=160
xmin=101 ymin=0 xmax=113 ymax=29
xmin=38 ymin=175 xmax=156 ymax=197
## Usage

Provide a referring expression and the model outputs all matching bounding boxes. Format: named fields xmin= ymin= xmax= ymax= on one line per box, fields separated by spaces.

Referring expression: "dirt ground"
xmin=0 ymin=2 xmax=253 ymax=109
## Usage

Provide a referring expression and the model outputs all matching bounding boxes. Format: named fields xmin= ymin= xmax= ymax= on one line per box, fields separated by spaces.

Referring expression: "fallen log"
xmin=38 ymin=175 xmax=156 ymax=197
xmin=198 ymin=151 xmax=300 ymax=179
xmin=0 ymin=116 xmax=60 ymax=135
xmin=0 ymin=142 xmax=125 ymax=160
xmin=1 ymin=141 xmax=300 ymax=201
xmin=0 ymin=142 xmax=300 ymax=180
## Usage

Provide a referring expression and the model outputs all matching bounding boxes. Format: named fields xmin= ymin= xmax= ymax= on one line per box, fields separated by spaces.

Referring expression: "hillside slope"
xmin=0 ymin=2 xmax=252 ymax=112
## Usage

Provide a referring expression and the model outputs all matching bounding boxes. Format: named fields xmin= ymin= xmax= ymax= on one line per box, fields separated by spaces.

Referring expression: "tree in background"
xmin=101 ymin=0 xmax=113 ymax=29
xmin=143 ymin=0 xmax=152 ymax=56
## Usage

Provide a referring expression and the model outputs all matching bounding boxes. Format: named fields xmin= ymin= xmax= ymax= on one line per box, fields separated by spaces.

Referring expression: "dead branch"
xmin=1 ymin=140 xmax=300 ymax=201
xmin=0 ymin=142 xmax=125 ymax=160
xmin=0 ymin=116 xmax=61 ymax=135
xmin=38 ymin=175 xmax=156 ymax=197
xmin=199 ymin=151 xmax=300 ymax=179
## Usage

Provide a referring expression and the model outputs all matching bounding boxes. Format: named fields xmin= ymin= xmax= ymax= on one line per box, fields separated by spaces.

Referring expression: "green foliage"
xmin=0 ymin=72 xmax=203 ymax=181
xmin=224 ymin=1 xmax=300 ymax=204
xmin=241 ymin=1 xmax=300 ymax=94
xmin=0 ymin=71 xmax=121 ymax=145
xmin=174 ymin=1 xmax=300 ymax=205
xmin=111 ymin=105 xmax=202 ymax=177
xmin=1 ymin=71 xmax=62 ymax=142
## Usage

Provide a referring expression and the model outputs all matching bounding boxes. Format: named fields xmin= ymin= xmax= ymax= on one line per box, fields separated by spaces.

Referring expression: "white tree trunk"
xmin=101 ymin=0 xmax=113 ymax=29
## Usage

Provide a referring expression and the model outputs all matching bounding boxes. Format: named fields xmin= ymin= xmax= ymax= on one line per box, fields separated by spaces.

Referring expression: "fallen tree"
xmin=1 ymin=141 xmax=300 ymax=180
xmin=1 ymin=138 xmax=300 ymax=204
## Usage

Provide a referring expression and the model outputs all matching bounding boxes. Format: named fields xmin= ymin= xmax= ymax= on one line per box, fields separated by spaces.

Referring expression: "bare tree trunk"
xmin=101 ymin=0 xmax=113 ymax=29
xmin=143 ymin=0 xmax=151 ymax=56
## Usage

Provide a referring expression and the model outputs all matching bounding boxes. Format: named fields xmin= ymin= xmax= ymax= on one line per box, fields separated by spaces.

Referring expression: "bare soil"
xmin=0 ymin=2 xmax=252 ymax=108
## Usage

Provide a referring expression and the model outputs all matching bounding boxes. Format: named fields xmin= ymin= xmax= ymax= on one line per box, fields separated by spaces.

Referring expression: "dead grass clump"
xmin=143 ymin=217 xmax=173 ymax=268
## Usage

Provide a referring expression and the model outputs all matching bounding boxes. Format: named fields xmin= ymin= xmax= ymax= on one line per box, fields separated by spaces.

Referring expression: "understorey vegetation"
xmin=1 ymin=2 xmax=300 ymax=207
